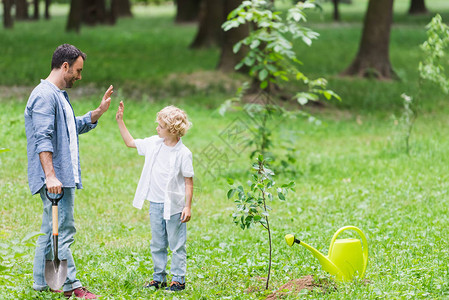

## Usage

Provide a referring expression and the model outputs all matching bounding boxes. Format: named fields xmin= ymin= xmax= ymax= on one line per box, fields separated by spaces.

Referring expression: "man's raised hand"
xmin=91 ymin=85 xmax=114 ymax=123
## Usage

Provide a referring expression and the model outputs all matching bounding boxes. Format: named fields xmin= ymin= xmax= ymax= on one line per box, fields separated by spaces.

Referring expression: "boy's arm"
xmin=181 ymin=177 xmax=193 ymax=223
xmin=116 ymin=101 xmax=136 ymax=148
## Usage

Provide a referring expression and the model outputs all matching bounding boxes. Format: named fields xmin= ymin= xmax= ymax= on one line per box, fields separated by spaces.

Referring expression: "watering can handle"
xmin=328 ymin=226 xmax=368 ymax=278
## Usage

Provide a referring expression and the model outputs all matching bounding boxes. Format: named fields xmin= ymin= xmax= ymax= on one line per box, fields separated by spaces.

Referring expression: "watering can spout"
xmin=285 ymin=234 xmax=344 ymax=280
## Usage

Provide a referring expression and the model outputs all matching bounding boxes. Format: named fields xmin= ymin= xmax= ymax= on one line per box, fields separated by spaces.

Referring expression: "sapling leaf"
xmin=227 ymin=189 xmax=236 ymax=199
xmin=233 ymin=42 xmax=242 ymax=54
xmin=278 ymin=192 xmax=285 ymax=200
xmin=259 ymin=69 xmax=268 ymax=81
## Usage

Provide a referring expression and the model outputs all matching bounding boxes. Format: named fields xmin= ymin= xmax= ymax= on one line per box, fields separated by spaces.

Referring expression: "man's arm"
xmin=39 ymin=151 xmax=62 ymax=194
xmin=181 ymin=177 xmax=193 ymax=223
xmin=91 ymin=85 xmax=113 ymax=123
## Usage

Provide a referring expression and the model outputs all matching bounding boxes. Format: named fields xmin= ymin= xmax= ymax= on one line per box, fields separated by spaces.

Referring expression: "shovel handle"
xmin=52 ymin=206 xmax=58 ymax=236
xmin=45 ymin=188 xmax=64 ymax=236
xmin=46 ymin=188 xmax=64 ymax=205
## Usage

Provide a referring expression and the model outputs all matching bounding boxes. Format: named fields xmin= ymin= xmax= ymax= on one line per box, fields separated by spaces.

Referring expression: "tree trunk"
xmin=109 ymin=0 xmax=118 ymax=24
xmin=82 ymin=0 xmax=99 ymax=25
xmin=408 ymin=0 xmax=428 ymax=15
xmin=15 ymin=0 xmax=29 ymax=20
xmin=3 ymin=0 xmax=14 ymax=28
xmin=332 ymin=0 xmax=340 ymax=21
xmin=66 ymin=0 xmax=82 ymax=32
xmin=45 ymin=0 xmax=51 ymax=19
xmin=341 ymin=0 xmax=396 ymax=79
xmin=175 ymin=0 xmax=200 ymax=23
xmin=113 ymin=0 xmax=132 ymax=17
xmin=217 ymin=0 xmax=249 ymax=73
xmin=190 ymin=0 xmax=225 ymax=49
xmin=33 ymin=0 xmax=40 ymax=20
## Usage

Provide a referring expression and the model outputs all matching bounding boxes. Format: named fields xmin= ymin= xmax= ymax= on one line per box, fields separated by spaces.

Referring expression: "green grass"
xmin=2 ymin=0 xmax=449 ymax=299
xmin=2 ymin=97 xmax=449 ymax=299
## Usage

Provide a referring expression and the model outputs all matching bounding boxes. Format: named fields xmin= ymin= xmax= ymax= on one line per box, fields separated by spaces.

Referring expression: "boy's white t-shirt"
xmin=133 ymin=135 xmax=194 ymax=219
xmin=147 ymin=143 xmax=173 ymax=203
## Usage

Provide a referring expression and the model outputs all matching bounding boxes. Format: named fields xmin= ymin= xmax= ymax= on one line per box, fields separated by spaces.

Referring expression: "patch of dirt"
xmin=265 ymin=275 xmax=336 ymax=299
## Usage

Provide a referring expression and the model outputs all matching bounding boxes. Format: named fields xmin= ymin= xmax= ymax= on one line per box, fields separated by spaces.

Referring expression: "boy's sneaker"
xmin=63 ymin=287 xmax=99 ymax=299
xmin=144 ymin=280 xmax=167 ymax=289
xmin=165 ymin=281 xmax=185 ymax=292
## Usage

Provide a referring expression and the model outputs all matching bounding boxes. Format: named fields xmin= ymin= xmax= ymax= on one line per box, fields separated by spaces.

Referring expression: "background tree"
xmin=3 ymin=0 xmax=14 ymax=28
xmin=33 ymin=0 xmax=40 ymax=20
xmin=342 ymin=0 xmax=396 ymax=79
xmin=45 ymin=0 xmax=51 ymax=19
xmin=112 ymin=0 xmax=133 ymax=18
xmin=82 ymin=0 xmax=108 ymax=26
xmin=190 ymin=0 xmax=225 ymax=48
xmin=67 ymin=0 xmax=125 ymax=32
xmin=67 ymin=0 xmax=82 ymax=32
xmin=409 ymin=0 xmax=428 ymax=15
xmin=15 ymin=0 xmax=29 ymax=20
xmin=175 ymin=0 xmax=200 ymax=23
xmin=217 ymin=0 xmax=249 ymax=72
xmin=327 ymin=0 xmax=351 ymax=22
xmin=332 ymin=0 xmax=340 ymax=21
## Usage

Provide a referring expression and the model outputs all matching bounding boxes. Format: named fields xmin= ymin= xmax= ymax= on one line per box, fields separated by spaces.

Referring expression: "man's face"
xmin=63 ymin=56 xmax=83 ymax=88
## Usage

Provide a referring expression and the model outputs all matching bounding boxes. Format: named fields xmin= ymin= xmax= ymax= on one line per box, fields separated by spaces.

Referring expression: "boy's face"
xmin=156 ymin=121 xmax=175 ymax=139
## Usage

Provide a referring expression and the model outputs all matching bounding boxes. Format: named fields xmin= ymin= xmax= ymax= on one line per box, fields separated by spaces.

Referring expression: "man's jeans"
xmin=149 ymin=203 xmax=187 ymax=284
xmin=33 ymin=187 xmax=82 ymax=292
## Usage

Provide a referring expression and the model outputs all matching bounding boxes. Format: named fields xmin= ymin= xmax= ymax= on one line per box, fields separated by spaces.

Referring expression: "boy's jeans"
xmin=149 ymin=202 xmax=187 ymax=284
xmin=33 ymin=187 xmax=82 ymax=292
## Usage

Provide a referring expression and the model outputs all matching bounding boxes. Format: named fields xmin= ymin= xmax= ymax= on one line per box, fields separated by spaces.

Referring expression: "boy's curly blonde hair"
xmin=156 ymin=105 xmax=191 ymax=137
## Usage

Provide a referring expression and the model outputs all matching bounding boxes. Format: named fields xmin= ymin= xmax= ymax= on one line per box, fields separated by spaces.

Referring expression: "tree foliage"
xmin=221 ymin=0 xmax=340 ymax=164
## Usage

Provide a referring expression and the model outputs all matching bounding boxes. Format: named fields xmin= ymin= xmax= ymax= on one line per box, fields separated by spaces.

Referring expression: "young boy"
xmin=116 ymin=101 xmax=194 ymax=292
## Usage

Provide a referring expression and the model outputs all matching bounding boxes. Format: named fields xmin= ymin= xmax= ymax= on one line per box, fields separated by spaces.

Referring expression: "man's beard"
xmin=65 ymin=76 xmax=76 ymax=88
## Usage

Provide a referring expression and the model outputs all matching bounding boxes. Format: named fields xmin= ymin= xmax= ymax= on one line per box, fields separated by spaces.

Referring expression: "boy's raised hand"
xmin=116 ymin=100 xmax=136 ymax=148
xmin=116 ymin=101 xmax=124 ymax=122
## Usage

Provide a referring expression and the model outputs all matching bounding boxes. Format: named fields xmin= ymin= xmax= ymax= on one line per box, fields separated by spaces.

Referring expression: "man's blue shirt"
xmin=24 ymin=80 xmax=97 ymax=195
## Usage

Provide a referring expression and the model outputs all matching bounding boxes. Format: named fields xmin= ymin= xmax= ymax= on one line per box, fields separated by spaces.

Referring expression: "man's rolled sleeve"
xmin=32 ymin=96 xmax=56 ymax=154
xmin=76 ymin=111 xmax=98 ymax=134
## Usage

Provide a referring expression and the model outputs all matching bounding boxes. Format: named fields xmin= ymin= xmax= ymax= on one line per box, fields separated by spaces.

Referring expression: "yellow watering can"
xmin=285 ymin=226 xmax=368 ymax=282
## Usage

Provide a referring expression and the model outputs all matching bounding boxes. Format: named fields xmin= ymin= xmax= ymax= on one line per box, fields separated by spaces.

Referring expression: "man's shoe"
xmin=64 ymin=287 xmax=99 ymax=299
xmin=144 ymin=280 xmax=167 ymax=289
xmin=165 ymin=281 xmax=185 ymax=292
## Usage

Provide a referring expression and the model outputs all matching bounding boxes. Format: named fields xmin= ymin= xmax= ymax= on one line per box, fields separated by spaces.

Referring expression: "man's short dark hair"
xmin=51 ymin=44 xmax=86 ymax=70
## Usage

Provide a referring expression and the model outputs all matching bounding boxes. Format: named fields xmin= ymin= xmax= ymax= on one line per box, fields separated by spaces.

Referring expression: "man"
xmin=24 ymin=44 xmax=113 ymax=299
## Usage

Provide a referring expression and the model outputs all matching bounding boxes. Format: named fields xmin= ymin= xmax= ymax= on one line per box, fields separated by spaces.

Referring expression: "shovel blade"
xmin=45 ymin=259 xmax=68 ymax=290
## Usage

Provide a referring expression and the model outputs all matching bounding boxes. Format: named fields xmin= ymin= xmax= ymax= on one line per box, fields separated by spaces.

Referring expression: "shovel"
xmin=44 ymin=188 xmax=68 ymax=290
